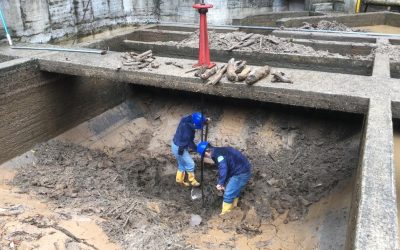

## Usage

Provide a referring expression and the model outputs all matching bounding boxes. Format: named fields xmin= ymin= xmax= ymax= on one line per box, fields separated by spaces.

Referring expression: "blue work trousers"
xmin=171 ymin=141 xmax=195 ymax=172
xmin=223 ymin=172 xmax=251 ymax=204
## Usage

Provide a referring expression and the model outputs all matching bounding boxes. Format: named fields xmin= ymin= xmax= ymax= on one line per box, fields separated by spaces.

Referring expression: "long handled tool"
xmin=0 ymin=5 xmax=13 ymax=46
xmin=191 ymin=95 xmax=208 ymax=206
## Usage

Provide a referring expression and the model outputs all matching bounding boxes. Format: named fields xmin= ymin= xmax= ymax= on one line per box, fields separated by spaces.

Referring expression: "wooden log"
xmin=194 ymin=66 xmax=207 ymax=77
xmin=226 ymin=58 xmax=237 ymax=82
xmin=200 ymin=67 xmax=218 ymax=80
xmin=241 ymin=33 xmax=254 ymax=41
xmin=207 ymin=64 xmax=228 ymax=85
xmin=245 ymin=66 xmax=271 ymax=85
xmin=237 ymin=66 xmax=251 ymax=81
xmin=234 ymin=60 xmax=247 ymax=74
xmin=135 ymin=50 xmax=152 ymax=61
xmin=228 ymin=38 xmax=257 ymax=51
xmin=271 ymin=71 xmax=293 ymax=83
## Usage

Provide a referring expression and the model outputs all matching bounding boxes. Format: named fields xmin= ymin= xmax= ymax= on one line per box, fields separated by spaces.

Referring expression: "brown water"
xmin=359 ymin=25 xmax=400 ymax=34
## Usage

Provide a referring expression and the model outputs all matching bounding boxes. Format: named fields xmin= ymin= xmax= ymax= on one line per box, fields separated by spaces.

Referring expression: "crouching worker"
xmin=197 ymin=142 xmax=252 ymax=215
xmin=172 ymin=112 xmax=208 ymax=187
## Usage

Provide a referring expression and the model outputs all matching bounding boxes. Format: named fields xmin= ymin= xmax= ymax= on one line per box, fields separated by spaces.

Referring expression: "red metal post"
xmin=192 ymin=3 xmax=215 ymax=69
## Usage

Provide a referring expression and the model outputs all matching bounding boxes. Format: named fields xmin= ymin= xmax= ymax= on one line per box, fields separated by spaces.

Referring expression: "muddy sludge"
xmin=11 ymin=90 xmax=362 ymax=249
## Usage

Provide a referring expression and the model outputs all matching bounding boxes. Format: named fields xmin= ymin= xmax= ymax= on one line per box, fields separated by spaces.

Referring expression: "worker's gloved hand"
xmin=216 ymin=184 xmax=225 ymax=191
xmin=205 ymin=117 xmax=211 ymax=124
xmin=178 ymin=147 xmax=184 ymax=156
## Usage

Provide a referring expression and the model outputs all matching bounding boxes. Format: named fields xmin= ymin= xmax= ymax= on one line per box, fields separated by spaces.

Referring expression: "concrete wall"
xmin=0 ymin=0 xmax=355 ymax=43
xmin=0 ymin=59 xmax=128 ymax=163
xmin=0 ymin=0 xmax=157 ymax=43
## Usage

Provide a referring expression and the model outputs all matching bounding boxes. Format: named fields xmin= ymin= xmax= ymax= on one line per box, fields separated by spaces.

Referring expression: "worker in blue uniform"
xmin=172 ymin=112 xmax=208 ymax=187
xmin=197 ymin=141 xmax=252 ymax=214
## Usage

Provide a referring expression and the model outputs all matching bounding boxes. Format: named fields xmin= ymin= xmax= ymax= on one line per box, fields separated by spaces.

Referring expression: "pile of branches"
xmin=121 ymin=50 xmax=160 ymax=69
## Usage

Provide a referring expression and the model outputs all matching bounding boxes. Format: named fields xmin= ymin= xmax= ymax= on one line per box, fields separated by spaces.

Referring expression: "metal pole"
xmin=200 ymin=94 xmax=205 ymax=207
xmin=11 ymin=46 xmax=107 ymax=55
xmin=0 ymin=6 xmax=12 ymax=46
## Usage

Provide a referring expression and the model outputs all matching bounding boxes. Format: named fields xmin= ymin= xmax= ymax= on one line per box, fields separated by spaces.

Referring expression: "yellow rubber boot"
xmin=233 ymin=198 xmax=239 ymax=207
xmin=187 ymin=172 xmax=200 ymax=187
xmin=175 ymin=171 xmax=190 ymax=187
xmin=220 ymin=202 xmax=234 ymax=215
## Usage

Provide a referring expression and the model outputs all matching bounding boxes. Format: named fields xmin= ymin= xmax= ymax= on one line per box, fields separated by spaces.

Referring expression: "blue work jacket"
xmin=173 ymin=115 xmax=197 ymax=151
xmin=211 ymin=147 xmax=251 ymax=185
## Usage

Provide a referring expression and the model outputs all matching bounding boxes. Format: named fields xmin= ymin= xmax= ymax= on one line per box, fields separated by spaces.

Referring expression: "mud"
xmin=299 ymin=20 xmax=364 ymax=32
xmin=164 ymin=31 xmax=349 ymax=58
xmin=10 ymin=89 xmax=362 ymax=249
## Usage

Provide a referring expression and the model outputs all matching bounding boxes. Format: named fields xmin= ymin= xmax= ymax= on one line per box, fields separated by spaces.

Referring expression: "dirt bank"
xmin=11 ymin=89 xmax=362 ymax=249
xmin=164 ymin=31 xmax=350 ymax=58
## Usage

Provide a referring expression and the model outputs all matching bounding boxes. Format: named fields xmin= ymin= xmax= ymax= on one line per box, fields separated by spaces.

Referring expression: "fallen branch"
xmin=200 ymin=67 xmax=218 ymax=80
xmin=207 ymin=64 xmax=228 ymax=85
xmin=245 ymin=66 xmax=271 ymax=85
xmin=52 ymin=225 xmax=99 ymax=250
xmin=234 ymin=60 xmax=247 ymax=74
xmin=237 ymin=66 xmax=251 ymax=81
xmin=194 ymin=66 xmax=207 ymax=77
xmin=272 ymin=71 xmax=293 ymax=83
xmin=226 ymin=58 xmax=237 ymax=82
xmin=135 ymin=50 xmax=152 ymax=62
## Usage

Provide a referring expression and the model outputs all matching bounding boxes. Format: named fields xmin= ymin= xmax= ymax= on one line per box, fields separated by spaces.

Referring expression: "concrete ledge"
xmin=291 ymin=39 xmax=374 ymax=56
xmin=346 ymin=98 xmax=399 ymax=249
xmin=232 ymin=11 xmax=324 ymax=26
xmin=122 ymin=40 xmax=373 ymax=75
xmin=277 ymin=12 xmax=388 ymax=28
xmin=373 ymin=53 xmax=391 ymax=78
xmin=37 ymin=53 xmax=370 ymax=115
xmin=273 ymin=30 xmax=377 ymax=43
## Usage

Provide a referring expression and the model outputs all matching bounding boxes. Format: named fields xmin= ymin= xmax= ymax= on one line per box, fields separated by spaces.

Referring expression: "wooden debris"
xmin=272 ymin=71 xmax=293 ymax=83
xmin=237 ymin=66 xmax=251 ymax=81
xmin=200 ymin=66 xmax=218 ymax=80
xmin=185 ymin=67 xmax=201 ymax=74
xmin=234 ymin=60 xmax=247 ymax=74
xmin=0 ymin=205 xmax=24 ymax=216
xmin=165 ymin=61 xmax=184 ymax=68
xmin=135 ymin=50 xmax=152 ymax=62
xmin=194 ymin=66 xmax=207 ymax=77
xmin=226 ymin=58 xmax=237 ymax=82
xmin=207 ymin=64 xmax=228 ymax=85
xmin=121 ymin=50 xmax=154 ymax=69
xmin=245 ymin=66 xmax=271 ymax=85
xmin=151 ymin=62 xmax=160 ymax=69
xmin=228 ymin=34 xmax=258 ymax=51
xmin=241 ymin=33 xmax=254 ymax=41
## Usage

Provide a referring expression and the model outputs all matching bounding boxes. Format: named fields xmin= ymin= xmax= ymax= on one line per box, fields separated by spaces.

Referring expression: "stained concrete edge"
xmin=347 ymin=98 xmax=399 ymax=250
xmin=37 ymin=56 xmax=370 ymax=115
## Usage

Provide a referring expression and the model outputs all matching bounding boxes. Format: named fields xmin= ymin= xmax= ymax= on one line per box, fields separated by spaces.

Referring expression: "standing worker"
xmin=197 ymin=142 xmax=252 ymax=215
xmin=172 ymin=112 xmax=208 ymax=187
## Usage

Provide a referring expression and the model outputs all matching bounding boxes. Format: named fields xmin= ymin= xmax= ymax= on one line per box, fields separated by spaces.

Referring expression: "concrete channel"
xmin=1 ymin=12 xmax=400 ymax=250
